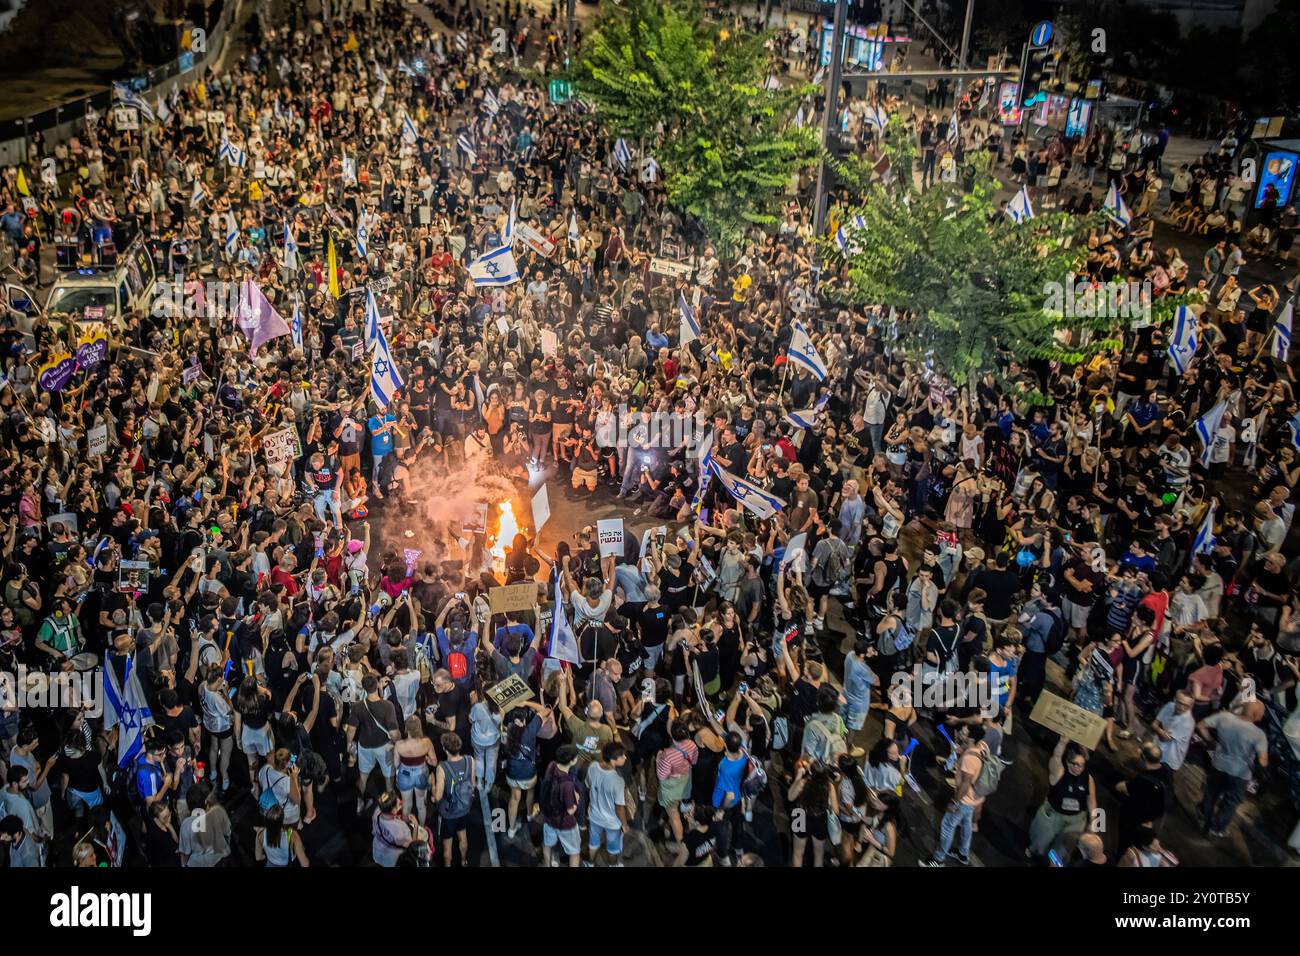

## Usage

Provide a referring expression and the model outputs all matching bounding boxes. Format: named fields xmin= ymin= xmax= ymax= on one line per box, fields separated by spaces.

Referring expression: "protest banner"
xmin=531 ymin=483 xmax=550 ymax=533
xmin=596 ymin=518 xmax=624 ymax=558
xmin=486 ymin=673 xmax=534 ymax=712
xmin=1029 ymin=691 xmax=1108 ymax=750
xmin=489 ymin=582 xmax=538 ymax=615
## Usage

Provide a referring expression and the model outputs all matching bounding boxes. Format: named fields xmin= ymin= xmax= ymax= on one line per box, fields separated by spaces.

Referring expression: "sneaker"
xmin=581 ymin=861 xmax=594 ymax=867
xmin=953 ymin=853 xmax=971 ymax=866
xmin=744 ymin=808 xmax=753 ymax=823
xmin=507 ymin=823 xmax=519 ymax=840
xmin=1208 ymin=829 xmax=1227 ymax=839
xmin=922 ymin=859 xmax=945 ymax=867
xmin=813 ymin=616 xmax=825 ymax=630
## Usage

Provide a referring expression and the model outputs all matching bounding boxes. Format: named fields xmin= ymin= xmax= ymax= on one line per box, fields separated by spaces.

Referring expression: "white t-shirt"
xmin=1154 ymin=702 xmax=1195 ymax=770
xmin=1210 ymin=425 xmax=1235 ymax=464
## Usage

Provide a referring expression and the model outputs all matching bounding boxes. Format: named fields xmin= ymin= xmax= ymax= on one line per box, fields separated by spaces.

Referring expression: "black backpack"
xmin=1043 ymin=608 xmax=1067 ymax=656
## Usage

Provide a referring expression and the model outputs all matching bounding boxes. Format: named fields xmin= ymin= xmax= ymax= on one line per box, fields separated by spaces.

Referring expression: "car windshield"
xmin=46 ymin=285 xmax=117 ymax=316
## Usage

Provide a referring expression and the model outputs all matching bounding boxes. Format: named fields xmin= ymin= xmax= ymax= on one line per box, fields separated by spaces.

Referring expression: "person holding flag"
xmin=787 ymin=319 xmax=827 ymax=381
xmin=1167 ymin=305 xmax=1198 ymax=375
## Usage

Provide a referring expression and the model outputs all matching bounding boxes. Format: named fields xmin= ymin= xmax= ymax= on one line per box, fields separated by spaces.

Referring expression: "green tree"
xmin=822 ymin=124 xmax=1135 ymax=388
xmin=574 ymin=0 xmax=818 ymax=256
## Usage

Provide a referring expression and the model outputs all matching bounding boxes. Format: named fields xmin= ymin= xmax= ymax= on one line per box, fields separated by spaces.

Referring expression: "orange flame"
xmin=490 ymin=500 xmax=519 ymax=563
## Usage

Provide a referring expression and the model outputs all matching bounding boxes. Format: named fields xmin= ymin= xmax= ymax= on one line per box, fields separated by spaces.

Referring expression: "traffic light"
xmin=1019 ymin=45 xmax=1054 ymax=107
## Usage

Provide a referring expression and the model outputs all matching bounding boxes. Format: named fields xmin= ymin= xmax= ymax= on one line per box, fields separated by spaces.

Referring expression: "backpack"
xmin=877 ymin=618 xmax=915 ymax=657
xmin=971 ymin=746 xmax=1003 ymax=798
xmin=822 ymin=540 xmax=849 ymax=587
xmin=741 ymin=753 xmax=768 ymax=798
xmin=447 ymin=643 xmax=470 ymax=682
xmin=1043 ymin=608 xmax=1067 ymax=656
xmin=438 ymin=758 xmax=474 ymax=819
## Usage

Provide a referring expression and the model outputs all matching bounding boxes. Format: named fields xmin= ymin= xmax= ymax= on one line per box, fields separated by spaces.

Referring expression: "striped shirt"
xmin=655 ymin=740 xmax=699 ymax=781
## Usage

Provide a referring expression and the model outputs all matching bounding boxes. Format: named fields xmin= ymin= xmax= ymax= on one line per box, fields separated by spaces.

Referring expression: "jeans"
xmin=620 ymin=449 xmax=650 ymax=495
xmin=934 ymin=801 xmax=975 ymax=861
xmin=473 ymin=741 xmax=499 ymax=792
xmin=865 ymin=422 xmax=884 ymax=455
xmin=1200 ymin=768 xmax=1249 ymax=833
xmin=314 ymin=489 xmax=342 ymax=525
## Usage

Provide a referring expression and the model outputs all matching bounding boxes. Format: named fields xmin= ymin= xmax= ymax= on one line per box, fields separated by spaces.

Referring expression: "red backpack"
xmin=447 ymin=646 xmax=470 ymax=681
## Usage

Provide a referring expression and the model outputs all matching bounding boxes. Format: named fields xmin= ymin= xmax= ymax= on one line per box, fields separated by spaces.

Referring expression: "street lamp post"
xmin=954 ymin=0 xmax=975 ymax=104
xmin=811 ymin=0 xmax=848 ymax=238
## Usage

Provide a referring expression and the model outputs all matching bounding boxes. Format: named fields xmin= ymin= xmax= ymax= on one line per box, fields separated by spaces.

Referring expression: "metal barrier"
xmin=0 ymin=0 xmax=236 ymax=167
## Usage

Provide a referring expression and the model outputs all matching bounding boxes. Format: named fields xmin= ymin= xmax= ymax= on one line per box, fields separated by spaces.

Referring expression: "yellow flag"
xmin=344 ymin=32 xmax=359 ymax=51
xmin=327 ymin=234 xmax=339 ymax=298
xmin=196 ymin=82 xmax=207 ymax=104
xmin=249 ymin=180 xmax=263 ymax=201
xmin=15 ymin=168 xmax=28 ymax=196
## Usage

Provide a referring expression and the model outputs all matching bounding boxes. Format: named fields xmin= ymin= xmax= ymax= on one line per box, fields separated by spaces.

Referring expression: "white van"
xmin=46 ymin=235 xmax=158 ymax=331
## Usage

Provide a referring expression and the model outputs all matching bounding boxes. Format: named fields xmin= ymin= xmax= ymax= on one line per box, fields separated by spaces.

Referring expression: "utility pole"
xmin=811 ymin=0 xmax=848 ymax=238
xmin=954 ymin=0 xmax=975 ymax=104
xmin=565 ymin=0 xmax=576 ymax=68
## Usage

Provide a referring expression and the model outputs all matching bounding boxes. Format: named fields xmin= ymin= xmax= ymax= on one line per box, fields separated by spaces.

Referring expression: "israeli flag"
xmin=1272 ymin=300 xmax=1293 ymax=362
xmin=786 ymin=392 xmax=830 ymax=429
xmin=613 ymin=138 xmax=632 ymax=171
xmin=864 ymin=104 xmax=889 ymax=130
xmin=155 ymin=93 xmax=172 ymax=124
xmin=468 ymin=243 xmax=521 ymax=286
xmin=190 ymin=179 xmax=206 ymax=207
xmin=402 ymin=113 xmax=419 ymax=145
xmin=568 ymin=210 xmax=580 ymax=249
xmin=291 ymin=297 xmax=303 ymax=350
xmin=342 ymin=153 xmax=357 ymax=185
xmin=365 ymin=285 xmax=382 ymax=348
xmin=373 ymin=61 xmax=389 ymax=85
xmin=787 ymin=320 xmax=827 ymax=380
xmin=112 ymin=81 xmax=156 ymax=122
xmin=224 ymin=211 xmax=239 ymax=257
xmin=482 ymin=89 xmax=501 ymax=117
xmin=708 ymin=460 xmax=786 ymax=520
xmin=794 ymin=106 xmax=805 ymax=128
xmin=947 ymin=111 xmax=960 ymax=144
xmin=355 ymin=208 xmax=369 ymax=259
xmin=679 ymin=293 xmax=700 ymax=346
xmin=1290 ymin=410 xmax=1300 ymax=450
xmin=1103 ymin=182 xmax=1132 ymax=229
xmin=372 ymin=80 xmax=387 ymax=110
xmin=283 ymin=220 xmax=297 ymax=271
xmin=1167 ymin=305 xmax=1198 ymax=375
xmin=689 ymin=429 xmax=715 ymax=512
xmin=218 ymin=135 xmax=247 ymax=168
xmin=102 ymin=656 xmax=154 ymax=768
xmin=504 ymin=196 xmax=517 ymax=247
xmin=455 ymin=32 xmax=469 ymax=52
xmin=548 ymin=573 xmax=581 ymax=665
xmin=456 ymin=133 xmax=477 ymax=165
xmin=812 ymin=65 xmax=826 ymax=86
xmin=1193 ymin=399 xmax=1228 ymax=468
xmin=1007 ymin=185 xmax=1035 ymax=223
xmin=369 ymin=322 xmax=404 ymax=409
xmin=1190 ymin=503 xmax=1216 ymax=567
xmin=834 ymin=214 xmax=866 ymax=253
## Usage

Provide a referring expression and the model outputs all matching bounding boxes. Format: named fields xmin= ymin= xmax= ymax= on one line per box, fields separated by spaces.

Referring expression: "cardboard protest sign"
xmin=486 ymin=673 xmax=534 ymax=712
xmin=596 ymin=518 xmax=624 ymax=558
xmin=489 ymin=582 xmax=538 ymax=615
xmin=516 ymin=222 xmax=555 ymax=258
xmin=649 ymin=257 xmax=694 ymax=279
xmin=462 ymin=502 xmax=488 ymax=535
xmin=87 ymin=424 xmax=108 ymax=458
xmin=261 ymin=427 xmax=302 ymax=468
xmin=117 ymin=559 xmax=152 ymax=593
xmin=1029 ymin=691 xmax=1107 ymax=750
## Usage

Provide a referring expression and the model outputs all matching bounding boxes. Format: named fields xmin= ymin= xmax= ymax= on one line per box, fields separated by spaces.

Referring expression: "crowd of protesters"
xmin=0 ymin=0 xmax=1297 ymax=870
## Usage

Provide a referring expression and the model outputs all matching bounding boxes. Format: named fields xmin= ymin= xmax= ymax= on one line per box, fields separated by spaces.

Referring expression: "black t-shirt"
xmin=157 ymin=705 xmax=200 ymax=741
xmin=433 ymin=684 xmax=471 ymax=735
xmin=637 ymin=605 xmax=670 ymax=648
xmin=57 ymin=749 xmax=103 ymax=793
xmin=682 ymin=824 xmax=718 ymax=865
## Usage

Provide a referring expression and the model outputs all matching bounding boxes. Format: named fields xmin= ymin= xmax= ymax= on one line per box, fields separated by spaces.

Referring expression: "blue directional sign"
xmin=1030 ymin=20 xmax=1053 ymax=48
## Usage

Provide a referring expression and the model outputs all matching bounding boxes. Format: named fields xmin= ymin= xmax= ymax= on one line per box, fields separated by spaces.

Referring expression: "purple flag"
xmin=235 ymin=279 xmax=291 ymax=357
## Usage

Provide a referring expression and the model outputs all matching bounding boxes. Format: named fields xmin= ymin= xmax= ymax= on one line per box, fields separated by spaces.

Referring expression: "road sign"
xmin=1030 ymin=20 xmax=1053 ymax=48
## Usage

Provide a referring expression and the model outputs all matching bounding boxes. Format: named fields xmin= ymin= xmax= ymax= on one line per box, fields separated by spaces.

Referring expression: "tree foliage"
xmin=822 ymin=123 xmax=1136 ymax=387
xmin=574 ymin=0 xmax=818 ymax=257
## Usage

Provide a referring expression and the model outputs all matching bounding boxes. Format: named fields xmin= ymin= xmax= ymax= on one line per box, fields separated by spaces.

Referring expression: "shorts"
xmin=658 ymin=772 xmax=691 ymax=808
xmin=67 ymin=786 xmax=104 ymax=812
xmin=808 ymin=582 xmax=832 ymax=601
xmin=552 ymin=423 xmax=573 ymax=445
xmin=241 ymin=724 xmax=273 ymax=757
xmin=543 ymin=823 xmax=581 ymax=855
xmin=1061 ymin=597 xmax=1090 ymax=630
xmin=588 ymin=823 xmax=624 ymax=855
xmin=507 ymin=775 xmax=537 ymax=791
xmin=397 ymin=762 xmax=430 ymax=792
xmin=572 ymin=466 xmax=598 ymax=491
xmin=358 ymin=743 xmax=395 ymax=779
xmin=440 ymin=813 xmax=469 ymax=837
